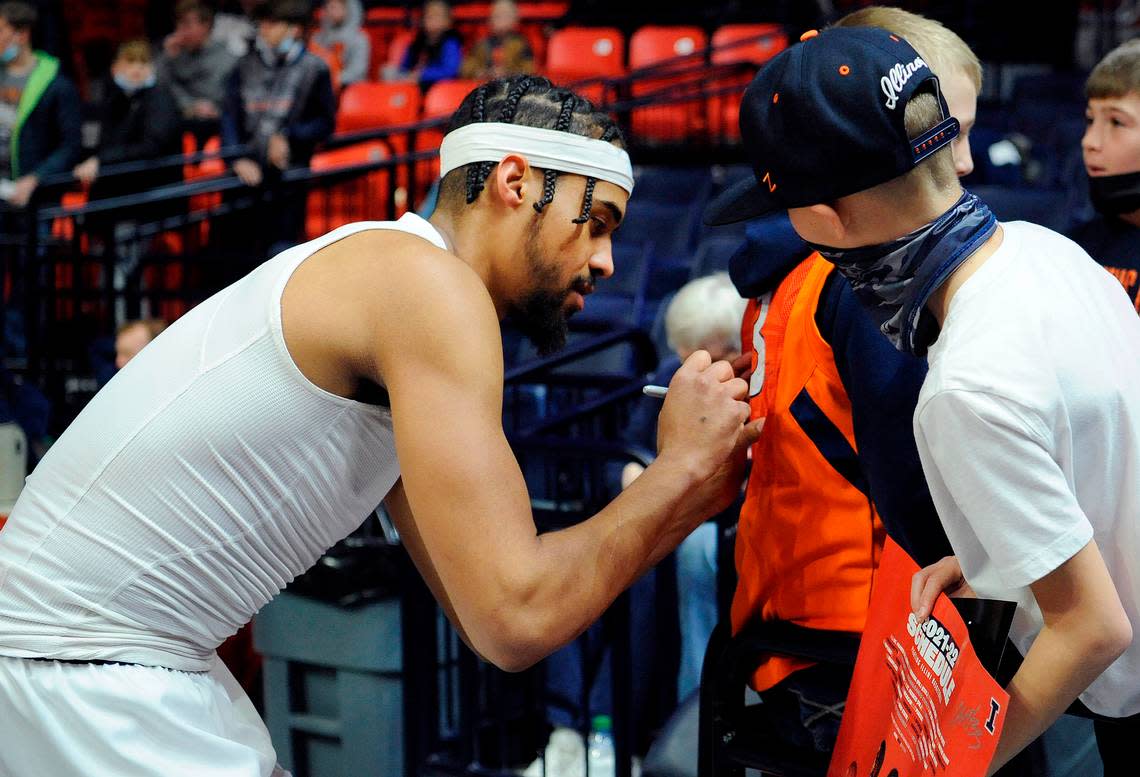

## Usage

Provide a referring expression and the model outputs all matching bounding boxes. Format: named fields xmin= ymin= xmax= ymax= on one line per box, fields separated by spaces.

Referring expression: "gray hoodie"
xmin=157 ymin=39 xmax=239 ymax=116
xmin=312 ymin=0 xmax=371 ymax=86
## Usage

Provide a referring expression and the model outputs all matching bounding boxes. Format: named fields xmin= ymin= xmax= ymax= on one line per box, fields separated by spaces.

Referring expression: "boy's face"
xmin=1083 ymin=93 xmax=1140 ymax=177
xmin=423 ymin=2 xmax=451 ymax=38
xmin=113 ymin=57 xmax=154 ymax=86
xmin=941 ymin=68 xmax=977 ymax=178
xmin=258 ymin=19 xmax=293 ymax=49
xmin=324 ymin=0 xmax=347 ymax=26
xmin=0 ymin=18 xmax=27 ymax=55
xmin=175 ymin=12 xmax=211 ymax=50
xmin=490 ymin=1 xmax=518 ymax=35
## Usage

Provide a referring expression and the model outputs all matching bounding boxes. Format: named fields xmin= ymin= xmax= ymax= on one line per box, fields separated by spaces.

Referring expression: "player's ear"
xmin=489 ymin=153 xmax=531 ymax=210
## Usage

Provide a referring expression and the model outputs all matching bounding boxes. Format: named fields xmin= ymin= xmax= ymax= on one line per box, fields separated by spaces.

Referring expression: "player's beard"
xmin=507 ymin=219 xmax=586 ymax=357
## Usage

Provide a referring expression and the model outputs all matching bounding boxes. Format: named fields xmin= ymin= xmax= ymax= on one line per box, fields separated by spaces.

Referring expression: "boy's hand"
xmin=911 ymin=555 xmax=975 ymax=621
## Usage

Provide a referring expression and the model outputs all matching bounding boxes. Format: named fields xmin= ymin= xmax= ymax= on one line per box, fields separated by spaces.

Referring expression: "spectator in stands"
xmin=1071 ymin=39 xmax=1140 ymax=314
xmin=705 ymin=7 xmax=979 ymax=754
xmin=312 ymin=0 xmax=369 ymax=87
xmin=396 ymin=0 xmax=462 ymax=90
xmin=460 ymin=0 xmax=534 ymax=80
xmin=158 ymin=0 xmax=239 ymax=138
xmin=0 ymin=0 xmax=79 ymax=360
xmin=114 ymin=318 xmax=167 ymax=370
xmin=222 ymin=0 xmax=335 ymax=252
xmin=0 ymin=0 xmax=80 ymax=210
xmin=74 ymin=40 xmax=183 ymax=200
xmin=213 ymin=0 xmax=262 ymax=58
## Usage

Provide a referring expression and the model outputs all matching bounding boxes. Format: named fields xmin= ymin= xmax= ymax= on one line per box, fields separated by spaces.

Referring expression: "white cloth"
xmin=0 ymin=213 xmax=445 ymax=672
xmin=439 ymin=122 xmax=635 ymax=194
xmin=914 ymin=220 xmax=1140 ymax=718
xmin=0 ymin=655 xmax=289 ymax=776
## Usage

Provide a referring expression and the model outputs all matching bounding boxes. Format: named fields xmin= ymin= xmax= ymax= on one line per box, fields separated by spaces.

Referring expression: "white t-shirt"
xmin=914 ymin=220 xmax=1140 ymax=718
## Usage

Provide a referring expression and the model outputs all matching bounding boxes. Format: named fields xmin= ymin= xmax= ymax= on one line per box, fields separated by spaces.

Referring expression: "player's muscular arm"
xmin=367 ymin=240 xmax=756 ymax=671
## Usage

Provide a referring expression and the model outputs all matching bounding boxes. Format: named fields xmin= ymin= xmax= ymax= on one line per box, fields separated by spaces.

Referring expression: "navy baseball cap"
xmin=704 ymin=26 xmax=959 ymax=226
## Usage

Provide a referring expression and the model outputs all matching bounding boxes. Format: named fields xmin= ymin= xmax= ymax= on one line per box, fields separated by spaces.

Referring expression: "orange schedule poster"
xmin=828 ymin=540 xmax=1010 ymax=777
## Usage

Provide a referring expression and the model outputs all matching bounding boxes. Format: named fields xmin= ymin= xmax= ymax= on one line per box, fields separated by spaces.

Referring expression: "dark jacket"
xmin=401 ymin=29 xmax=462 ymax=88
xmin=11 ymin=51 xmax=82 ymax=182
xmin=730 ymin=215 xmax=953 ymax=567
xmin=221 ymin=43 xmax=335 ymax=168
xmin=90 ymin=78 xmax=184 ymax=198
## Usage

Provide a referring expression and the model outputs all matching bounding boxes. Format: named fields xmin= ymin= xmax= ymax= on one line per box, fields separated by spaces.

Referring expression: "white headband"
xmin=439 ymin=122 xmax=634 ymax=195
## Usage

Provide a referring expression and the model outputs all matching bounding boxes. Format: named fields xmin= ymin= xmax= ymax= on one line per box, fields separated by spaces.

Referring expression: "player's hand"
xmin=911 ymin=555 xmax=976 ymax=621
xmin=656 ymin=350 xmax=762 ymax=519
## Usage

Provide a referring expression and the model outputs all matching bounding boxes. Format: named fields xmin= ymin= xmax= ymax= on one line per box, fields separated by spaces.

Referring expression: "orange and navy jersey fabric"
xmin=1070 ymin=214 xmax=1140 ymax=314
xmin=732 ymin=253 xmax=885 ymax=692
xmin=1104 ymin=264 xmax=1140 ymax=312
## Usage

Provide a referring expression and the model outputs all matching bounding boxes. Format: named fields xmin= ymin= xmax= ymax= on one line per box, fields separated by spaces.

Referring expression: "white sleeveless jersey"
xmin=0 ymin=213 xmax=446 ymax=671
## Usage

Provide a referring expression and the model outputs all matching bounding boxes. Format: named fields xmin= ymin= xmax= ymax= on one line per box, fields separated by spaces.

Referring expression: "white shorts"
xmin=0 ymin=655 xmax=290 ymax=777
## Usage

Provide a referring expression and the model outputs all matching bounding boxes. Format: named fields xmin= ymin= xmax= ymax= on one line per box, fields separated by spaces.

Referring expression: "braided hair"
xmin=439 ymin=75 xmax=626 ymax=223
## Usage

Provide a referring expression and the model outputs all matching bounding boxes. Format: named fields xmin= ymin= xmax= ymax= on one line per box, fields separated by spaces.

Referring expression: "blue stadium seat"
xmin=689 ymin=235 xmax=744 ymax=279
xmin=617 ymin=202 xmax=702 ymax=258
xmin=633 ymin=165 xmax=714 ymax=206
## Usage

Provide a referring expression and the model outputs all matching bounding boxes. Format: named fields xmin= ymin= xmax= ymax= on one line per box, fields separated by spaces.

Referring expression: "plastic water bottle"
xmin=587 ymin=714 xmax=615 ymax=777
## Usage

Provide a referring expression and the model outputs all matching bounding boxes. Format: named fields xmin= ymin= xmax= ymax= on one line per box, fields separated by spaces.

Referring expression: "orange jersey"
xmin=732 ymin=253 xmax=885 ymax=691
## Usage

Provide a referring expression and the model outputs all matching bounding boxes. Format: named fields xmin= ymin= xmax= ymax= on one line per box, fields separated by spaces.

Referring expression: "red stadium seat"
xmin=307 ymin=40 xmax=343 ymax=94
xmin=417 ymin=79 xmax=484 ymax=188
xmin=423 ymin=78 xmax=483 ymax=119
xmin=627 ymin=26 xmax=708 ymax=142
xmin=544 ymin=25 xmax=624 ymax=88
xmin=516 ymin=2 xmax=569 ymax=22
xmin=178 ymin=134 xmax=226 ymax=251
xmin=386 ymin=28 xmax=417 ymax=72
xmin=710 ymin=23 xmax=787 ymax=65
xmin=452 ymin=3 xmax=492 ymax=43
xmin=708 ymin=24 xmax=788 ymax=140
xmin=519 ymin=22 xmax=548 ymax=69
xmin=307 ymin=141 xmax=393 ymax=238
xmin=336 ymin=82 xmax=422 ymax=136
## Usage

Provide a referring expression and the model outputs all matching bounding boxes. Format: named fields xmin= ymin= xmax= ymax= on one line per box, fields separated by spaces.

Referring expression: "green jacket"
xmin=9 ymin=51 xmax=82 ymax=180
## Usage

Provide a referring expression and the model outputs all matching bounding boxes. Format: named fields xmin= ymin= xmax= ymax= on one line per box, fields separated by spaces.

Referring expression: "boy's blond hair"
xmin=833 ymin=7 xmax=974 ymax=202
xmin=115 ymin=39 xmax=153 ymax=65
xmin=1087 ymin=39 xmax=1140 ymax=100
xmin=832 ymin=6 xmax=982 ymax=92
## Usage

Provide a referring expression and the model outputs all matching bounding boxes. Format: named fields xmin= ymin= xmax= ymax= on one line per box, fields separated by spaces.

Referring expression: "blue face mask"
xmin=0 ymin=43 xmax=19 ymax=64
xmin=113 ymin=73 xmax=156 ymax=95
xmin=276 ymin=35 xmax=296 ymax=55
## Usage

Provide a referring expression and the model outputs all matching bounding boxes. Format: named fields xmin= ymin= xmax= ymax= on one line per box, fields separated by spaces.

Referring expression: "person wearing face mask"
xmin=221 ymin=0 xmax=335 ymax=257
xmin=72 ymin=40 xmax=182 ymax=206
xmin=1071 ymin=39 xmax=1140 ymax=314
xmin=707 ymin=24 xmax=1140 ymax=777
xmin=0 ymin=0 xmax=80 ymax=211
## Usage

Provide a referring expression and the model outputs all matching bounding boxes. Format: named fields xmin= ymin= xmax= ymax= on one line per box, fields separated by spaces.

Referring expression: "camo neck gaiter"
xmin=809 ymin=190 xmax=998 ymax=357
